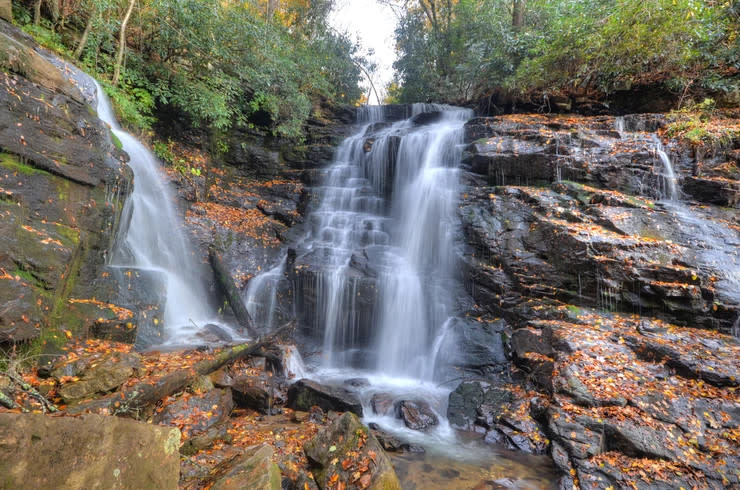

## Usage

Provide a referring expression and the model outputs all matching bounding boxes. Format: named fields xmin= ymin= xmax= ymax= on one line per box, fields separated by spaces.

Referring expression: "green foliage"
xmin=391 ymin=0 xmax=740 ymax=104
xmin=101 ymin=80 xmax=154 ymax=131
xmin=153 ymin=139 xmax=201 ymax=176
xmin=21 ymin=24 xmax=71 ymax=57
xmin=15 ymin=0 xmax=363 ymax=140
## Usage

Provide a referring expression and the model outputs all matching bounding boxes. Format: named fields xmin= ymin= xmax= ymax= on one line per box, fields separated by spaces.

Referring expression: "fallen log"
xmin=67 ymin=322 xmax=294 ymax=418
xmin=208 ymin=246 xmax=258 ymax=338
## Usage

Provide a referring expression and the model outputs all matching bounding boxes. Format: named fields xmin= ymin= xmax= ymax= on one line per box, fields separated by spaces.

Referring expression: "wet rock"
xmin=57 ymin=352 xmax=141 ymax=404
xmin=211 ymin=444 xmax=281 ymax=490
xmin=447 ymin=381 xmax=513 ymax=432
xmin=441 ymin=317 xmax=509 ymax=376
xmin=344 ymin=377 xmax=370 ymax=388
xmin=372 ymin=428 xmax=404 ymax=452
xmin=196 ymin=323 xmax=234 ymax=343
xmin=231 ymin=377 xmax=272 ymax=413
xmin=0 ymin=25 xmax=131 ymax=345
xmin=153 ymin=388 xmax=233 ymax=436
xmin=370 ymin=392 xmax=394 ymax=416
xmin=179 ymin=423 xmax=232 ymax=456
xmin=683 ymin=176 xmax=739 ymax=207
xmin=396 ymin=399 xmax=439 ymax=430
xmin=287 ymin=379 xmax=363 ymax=416
xmin=305 ymin=412 xmax=401 ymax=490
xmin=209 ymin=367 xmax=234 ymax=388
xmin=0 ymin=413 xmax=180 ymax=489
xmin=621 ymin=329 xmax=739 ymax=387
xmin=410 ymin=111 xmax=444 ymax=126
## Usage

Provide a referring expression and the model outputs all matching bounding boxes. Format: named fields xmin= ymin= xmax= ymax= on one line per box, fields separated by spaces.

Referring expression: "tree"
xmin=112 ymin=0 xmax=136 ymax=86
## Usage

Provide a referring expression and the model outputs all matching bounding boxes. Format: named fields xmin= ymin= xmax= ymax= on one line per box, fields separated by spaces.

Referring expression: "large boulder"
xmin=287 ymin=379 xmax=363 ymax=416
xmin=304 ymin=412 xmax=401 ymax=490
xmin=0 ymin=413 xmax=180 ymax=489
xmin=0 ymin=0 xmax=11 ymax=22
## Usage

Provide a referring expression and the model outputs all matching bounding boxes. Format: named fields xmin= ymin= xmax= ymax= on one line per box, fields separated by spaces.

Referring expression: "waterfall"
xmin=93 ymin=81 xmax=225 ymax=345
xmin=651 ymin=135 xmax=679 ymax=201
xmin=248 ymin=104 xmax=472 ymax=380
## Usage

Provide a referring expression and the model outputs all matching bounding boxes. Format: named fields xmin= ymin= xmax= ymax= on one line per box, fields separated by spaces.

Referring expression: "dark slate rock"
xmin=395 ymin=399 xmax=439 ymax=430
xmin=286 ymin=379 xmax=363 ymax=416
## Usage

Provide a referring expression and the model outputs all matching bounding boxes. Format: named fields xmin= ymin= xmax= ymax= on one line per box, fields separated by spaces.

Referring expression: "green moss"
xmin=0 ymin=152 xmax=49 ymax=176
xmin=111 ymin=132 xmax=123 ymax=151
xmin=54 ymin=222 xmax=80 ymax=246
xmin=12 ymin=267 xmax=40 ymax=287
xmin=566 ymin=304 xmax=582 ymax=316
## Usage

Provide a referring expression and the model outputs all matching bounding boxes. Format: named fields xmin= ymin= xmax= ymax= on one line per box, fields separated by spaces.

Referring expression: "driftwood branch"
xmin=67 ymin=322 xmax=293 ymax=418
xmin=208 ymin=246 xmax=258 ymax=338
xmin=0 ymin=389 xmax=19 ymax=410
xmin=0 ymin=371 xmax=58 ymax=413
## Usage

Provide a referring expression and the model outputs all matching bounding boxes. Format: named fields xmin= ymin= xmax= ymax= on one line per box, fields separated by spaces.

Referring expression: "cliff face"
xmin=0 ymin=21 xmax=132 ymax=349
xmin=456 ymin=113 xmax=739 ymax=488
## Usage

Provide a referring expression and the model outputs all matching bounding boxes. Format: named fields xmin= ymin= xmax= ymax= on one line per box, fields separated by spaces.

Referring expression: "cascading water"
xmin=93 ymin=81 xmax=228 ymax=345
xmin=245 ymin=104 xmax=503 ymax=455
xmin=248 ymin=104 xmax=471 ymax=378
xmin=651 ymin=135 xmax=679 ymax=200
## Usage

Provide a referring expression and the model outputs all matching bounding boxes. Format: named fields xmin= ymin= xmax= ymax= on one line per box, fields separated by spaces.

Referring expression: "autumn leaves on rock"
xmin=456 ymin=112 xmax=740 ymax=488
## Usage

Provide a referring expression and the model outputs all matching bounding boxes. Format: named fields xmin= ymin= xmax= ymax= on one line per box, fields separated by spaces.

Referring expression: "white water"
xmin=246 ymin=104 xmax=475 ymax=455
xmin=94 ymin=81 xmax=230 ymax=345
xmin=652 ymin=135 xmax=679 ymax=200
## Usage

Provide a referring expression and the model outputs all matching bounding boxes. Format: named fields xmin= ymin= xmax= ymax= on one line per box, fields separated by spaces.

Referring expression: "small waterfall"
xmin=614 ymin=116 xmax=626 ymax=137
xmin=651 ymin=135 xmax=679 ymax=201
xmin=93 ymin=81 xmax=226 ymax=345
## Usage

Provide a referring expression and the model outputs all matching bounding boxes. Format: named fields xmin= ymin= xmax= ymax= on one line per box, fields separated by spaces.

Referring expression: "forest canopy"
xmin=384 ymin=0 xmax=740 ymax=106
xmin=11 ymin=0 xmax=368 ymax=138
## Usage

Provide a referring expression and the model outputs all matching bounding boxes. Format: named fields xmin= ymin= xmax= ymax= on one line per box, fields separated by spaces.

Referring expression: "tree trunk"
xmin=73 ymin=9 xmax=95 ymax=59
xmin=512 ymin=0 xmax=526 ymax=30
xmin=34 ymin=0 xmax=42 ymax=25
xmin=209 ymin=246 xmax=258 ymax=338
xmin=112 ymin=0 xmax=136 ymax=86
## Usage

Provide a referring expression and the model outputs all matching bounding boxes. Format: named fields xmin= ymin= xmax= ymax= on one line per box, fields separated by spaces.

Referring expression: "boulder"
xmin=231 ymin=377 xmax=272 ymax=413
xmin=0 ymin=413 xmax=180 ymax=489
xmin=179 ymin=424 xmax=232 ymax=456
xmin=57 ymin=352 xmax=141 ymax=404
xmin=370 ymin=392 xmax=394 ymax=416
xmin=447 ymin=381 xmax=513 ymax=432
xmin=211 ymin=444 xmax=281 ymax=490
xmin=395 ymin=400 xmax=439 ymax=430
xmin=0 ymin=1 xmax=11 ymax=21
xmin=287 ymin=379 xmax=363 ymax=416
xmin=153 ymin=388 xmax=233 ymax=436
xmin=305 ymin=412 xmax=401 ymax=490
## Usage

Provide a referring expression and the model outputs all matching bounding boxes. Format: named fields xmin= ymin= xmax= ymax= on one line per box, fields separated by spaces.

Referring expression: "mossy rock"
xmin=305 ymin=412 xmax=401 ymax=490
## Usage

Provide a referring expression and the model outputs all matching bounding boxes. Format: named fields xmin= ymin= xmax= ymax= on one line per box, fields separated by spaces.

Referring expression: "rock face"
xmin=304 ymin=412 xmax=401 ymax=490
xmin=153 ymin=388 xmax=234 ymax=436
xmin=461 ymin=113 xmax=739 ymax=333
xmin=167 ymin=103 xmax=355 ymax=332
xmin=453 ymin=113 xmax=740 ymax=488
xmin=287 ymin=379 xmax=363 ymax=416
xmin=211 ymin=444 xmax=281 ymax=490
xmin=56 ymin=352 xmax=141 ymax=404
xmin=0 ymin=413 xmax=180 ymax=489
xmin=0 ymin=21 xmax=131 ymax=345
